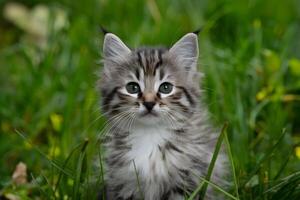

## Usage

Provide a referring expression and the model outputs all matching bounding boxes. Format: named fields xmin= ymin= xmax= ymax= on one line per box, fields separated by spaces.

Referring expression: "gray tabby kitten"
xmin=99 ymin=32 xmax=227 ymax=200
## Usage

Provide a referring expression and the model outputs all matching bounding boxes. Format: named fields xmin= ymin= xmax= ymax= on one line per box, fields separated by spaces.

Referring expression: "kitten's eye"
xmin=159 ymin=82 xmax=173 ymax=94
xmin=126 ymin=82 xmax=141 ymax=94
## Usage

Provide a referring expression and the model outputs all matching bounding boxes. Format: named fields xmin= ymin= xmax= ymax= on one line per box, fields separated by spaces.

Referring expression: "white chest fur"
xmin=126 ymin=124 xmax=172 ymax=178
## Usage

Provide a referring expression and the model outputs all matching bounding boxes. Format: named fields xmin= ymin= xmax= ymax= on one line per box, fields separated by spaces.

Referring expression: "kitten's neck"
xmin=127 ymin=124 xmax=172 ymax=157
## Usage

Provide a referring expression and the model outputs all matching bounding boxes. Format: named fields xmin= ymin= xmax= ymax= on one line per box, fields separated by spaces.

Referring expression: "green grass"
xmin=188 ymin=123 xmax=230 ymax=200
xmin=1 ymin=0 xmax=300 ymax=199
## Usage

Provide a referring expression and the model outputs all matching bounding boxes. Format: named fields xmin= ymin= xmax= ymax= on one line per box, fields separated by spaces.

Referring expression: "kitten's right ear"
xmin=169 ymin=33 xmax=198 ymax=70
xmin=103 ymin=33 xmax=131 ymax=59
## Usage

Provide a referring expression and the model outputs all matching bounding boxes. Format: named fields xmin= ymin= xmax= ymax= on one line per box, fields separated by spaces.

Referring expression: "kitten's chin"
xmin=136 ymin=113 xmax=162 ymax=126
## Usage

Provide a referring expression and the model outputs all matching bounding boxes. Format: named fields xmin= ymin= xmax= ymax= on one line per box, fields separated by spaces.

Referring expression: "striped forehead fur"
xmin=134 ymin=48 xmax=166 ymax=76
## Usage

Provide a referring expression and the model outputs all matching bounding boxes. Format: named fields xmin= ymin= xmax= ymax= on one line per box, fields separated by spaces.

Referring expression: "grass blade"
xmin=54 ymin=142 xmax=84 ymax=196
xmin=15 ymin=129 xmax=74 ymax=178
xmin=273 ymin=146 xmax=295 ymax=180
xmin=133 ymin=160 xmax=144 ymax=200
xmin=30 ymin=173 xmax=50 ymax=200
xmin=188 ymin=122 xmax=228 ymax=200
xmin=243 ymin=129 xmax=287 ymax=187
xmin=263 ymin=171 xmax=300 ymax=195
xmin=73 ymin=139 xmax=89 ymax=200
xmin=198 ymin=176 xmax=238 ymax=200
xmin=224 ymin=127 xmax=240 ymax=199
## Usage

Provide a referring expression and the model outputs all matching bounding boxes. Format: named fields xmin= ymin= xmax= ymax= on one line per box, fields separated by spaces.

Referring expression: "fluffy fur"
xmin=98 ymin=33 xmax=227 ymax=200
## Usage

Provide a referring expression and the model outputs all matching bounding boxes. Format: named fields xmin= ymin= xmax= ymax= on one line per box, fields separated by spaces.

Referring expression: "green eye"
xmin=159 ymin=82 xmax=173 ymax=94
xmin=126 ymin=82 xmax=141 ymax=94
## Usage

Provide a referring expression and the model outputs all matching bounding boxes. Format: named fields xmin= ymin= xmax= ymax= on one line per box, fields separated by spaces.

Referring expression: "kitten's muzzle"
xmin=143 ymin=101 xmax=155 ymax=111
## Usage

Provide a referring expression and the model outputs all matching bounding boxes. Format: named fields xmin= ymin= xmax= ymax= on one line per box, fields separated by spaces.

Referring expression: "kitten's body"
xmin=99 ymin=33 xmax=227 ymax=200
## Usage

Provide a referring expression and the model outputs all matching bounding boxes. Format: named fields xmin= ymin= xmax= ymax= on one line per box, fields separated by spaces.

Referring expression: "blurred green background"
xmin=1 ymin=0 xmax=300 ymax=199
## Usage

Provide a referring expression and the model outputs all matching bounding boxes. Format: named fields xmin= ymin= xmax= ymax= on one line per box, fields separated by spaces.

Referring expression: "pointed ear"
xmin=169 ymin=33 xmax=199 ymax=70
xmin=103 ymin=33 xmax=131 ymax=59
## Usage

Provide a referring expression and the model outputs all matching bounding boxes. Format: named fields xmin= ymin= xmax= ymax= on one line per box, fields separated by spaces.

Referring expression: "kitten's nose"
xmin=143 ymin=102 xmax=155 ymax=111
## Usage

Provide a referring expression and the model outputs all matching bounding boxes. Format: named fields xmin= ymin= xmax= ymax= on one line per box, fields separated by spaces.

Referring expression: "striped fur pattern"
xmin=99 ymin=33 xmax=227 ymax=200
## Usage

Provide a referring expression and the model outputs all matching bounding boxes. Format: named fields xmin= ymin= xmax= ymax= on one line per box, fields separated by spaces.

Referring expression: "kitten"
xmin=99 ymin=32 xmax=227 ymax=200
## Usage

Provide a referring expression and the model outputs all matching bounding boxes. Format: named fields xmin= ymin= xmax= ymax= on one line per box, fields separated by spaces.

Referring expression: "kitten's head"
xmin=100 ymin=33 xmax=201 ymax=128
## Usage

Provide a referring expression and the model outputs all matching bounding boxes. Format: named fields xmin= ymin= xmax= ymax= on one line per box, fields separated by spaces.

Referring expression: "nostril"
xmin=143 ymin=102 xmax=155 ymax=111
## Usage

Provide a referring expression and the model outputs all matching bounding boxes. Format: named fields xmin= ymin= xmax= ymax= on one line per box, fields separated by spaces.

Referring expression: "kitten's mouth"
xmin=140 ymin=111 xmax=158 ymax=117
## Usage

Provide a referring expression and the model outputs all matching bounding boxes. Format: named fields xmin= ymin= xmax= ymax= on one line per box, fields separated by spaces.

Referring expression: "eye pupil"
xmin=159 ymin=82 xmax=173 ymax=94
xmin=126 ymin=82 xmax=140 ymax=94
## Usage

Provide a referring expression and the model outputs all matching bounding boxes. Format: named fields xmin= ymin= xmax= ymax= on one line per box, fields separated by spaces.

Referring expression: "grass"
xmin=224 ymin=125 xmax=239 ymax=199
xmin=1 ymin=0 xmax=300 ymax=199
xmin=188 ymin=123 xmax=229 ymax=200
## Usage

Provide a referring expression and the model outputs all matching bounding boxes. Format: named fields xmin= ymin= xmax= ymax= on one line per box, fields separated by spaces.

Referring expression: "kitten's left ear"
xmin=103 ymin=33 xmax=131 ymax=60
xmin=169 ymin=33 xmax=199 ymax=70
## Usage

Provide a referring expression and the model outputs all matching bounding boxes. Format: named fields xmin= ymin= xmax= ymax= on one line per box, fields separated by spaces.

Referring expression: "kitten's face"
xmin=100 ymin=33 xmax=200 ymax=128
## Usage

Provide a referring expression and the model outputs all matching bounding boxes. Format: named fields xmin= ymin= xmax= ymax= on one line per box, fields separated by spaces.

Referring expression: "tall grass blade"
xmin=30 ymin=173 xmax=50 ymax=199
xmin=273 ymin=146 xmax=295 ymax=180
xmin=188 ymin=122 xmax=228 ymax=200
xmin=15 ymin=129 xmax=74 ymax=178
xmin=243 ymin=129 xmax=287 ymax=187
xmin=133 ymin=159 xmax=144 ymax=200
xmin=198 ymin=176 xmax=238 ymax=200
xmin=73 ymin=139 xmax=89 ymax=200
xmin=224 ymin=128 xmax=240 ymax=199
xmin=54 ymin=142 xmax=84 ymax=196
xmin=263 ymin=171 xmax=300 ymax=196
